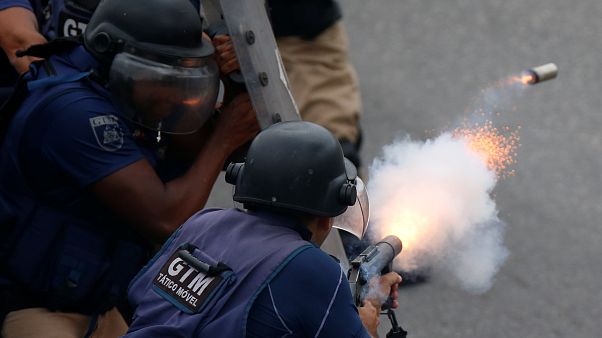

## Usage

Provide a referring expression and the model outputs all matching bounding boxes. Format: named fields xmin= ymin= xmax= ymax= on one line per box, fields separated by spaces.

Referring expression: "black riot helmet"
xmin=226 ymin=121 xmax=370 ymax=239
xmin=84 ymin=0 xmax=212 ymax=64
xmin=83 ymin=0 xmax=219 ymax=134
xmin=226 ymin=121 xmax=357 ymax=217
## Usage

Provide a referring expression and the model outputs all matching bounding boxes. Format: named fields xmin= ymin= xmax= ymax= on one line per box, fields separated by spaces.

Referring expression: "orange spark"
xmin=453 ymin=120 xmax=520 ymax=178
xmin=508 ymin=73 xmax=535 ymax=86
xmin=519 ymin=73 xmax=535 ymax=85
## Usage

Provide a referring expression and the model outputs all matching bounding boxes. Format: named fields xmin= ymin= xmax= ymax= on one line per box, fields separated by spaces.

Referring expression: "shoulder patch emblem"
xmin=89 ymin=115 xmax=124 ymax=151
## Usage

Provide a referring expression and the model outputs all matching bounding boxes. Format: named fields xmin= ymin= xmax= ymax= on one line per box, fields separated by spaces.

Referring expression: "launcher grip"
xmin=348 ymin=235 xmax=402 ymax=308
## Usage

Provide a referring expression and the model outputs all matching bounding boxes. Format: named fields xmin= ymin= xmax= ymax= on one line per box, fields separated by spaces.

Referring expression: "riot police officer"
xmin=125 ymin=121 xmax=401 ymax=337
xmin=0 ymin=0 xmax=259 ymax=336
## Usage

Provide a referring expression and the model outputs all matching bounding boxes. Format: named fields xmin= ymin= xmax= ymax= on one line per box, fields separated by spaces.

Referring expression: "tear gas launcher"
xmin=348 ymin=235 xmax=407 ymax=338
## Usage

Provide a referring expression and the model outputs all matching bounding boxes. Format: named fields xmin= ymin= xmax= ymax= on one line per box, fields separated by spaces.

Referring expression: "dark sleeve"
xmin=29 ymin=94 xmax=144 ymax=188
xmin=267 ymin=0 xmax=342 ymax=39
xmin=0 ymin=0 xmax=33 ymax=11
xmin=248 ymin=247 xmax=371 ymax=337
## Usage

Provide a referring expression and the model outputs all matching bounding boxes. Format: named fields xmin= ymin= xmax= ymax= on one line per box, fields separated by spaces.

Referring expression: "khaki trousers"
xmin=1 ymin=307 xmax=128 ymax=338
xmin=276 ymin=21 xmax=362 ymax=143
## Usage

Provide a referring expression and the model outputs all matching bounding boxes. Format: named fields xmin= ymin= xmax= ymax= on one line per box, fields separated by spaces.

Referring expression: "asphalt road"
xmin=208 ymin=0 xmax=602 ymax=337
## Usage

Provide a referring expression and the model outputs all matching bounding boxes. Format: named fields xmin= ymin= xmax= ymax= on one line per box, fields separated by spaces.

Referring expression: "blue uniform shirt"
xmin=0 ymin=43 xmax=160 ymax=229
xmin=4 ymin=46 xmax=144 ymax=203
xmin=0 ymin=44 xmax=166 ymax=314
xmin=247 ymin=246 xmax=371 ymax=337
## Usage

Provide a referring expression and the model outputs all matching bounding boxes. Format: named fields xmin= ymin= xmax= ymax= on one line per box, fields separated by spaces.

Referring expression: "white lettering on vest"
xmin=168 ymin=258 xmax=185 ymax=276
xmin=179 ymin=266 xmax=197 ymax=283
xmin=188 ymin=272 xmax=214 ymax=296
xmin=63 ymin=18 xmax=87 ymax=37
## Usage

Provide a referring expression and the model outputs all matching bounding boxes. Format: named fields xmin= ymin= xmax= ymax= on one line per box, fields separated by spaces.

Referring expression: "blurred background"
xmin=208 ymin=0 xmax=602 ymax=336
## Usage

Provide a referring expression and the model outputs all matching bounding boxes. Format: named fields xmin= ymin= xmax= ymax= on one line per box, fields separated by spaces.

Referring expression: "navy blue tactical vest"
xmin=126 ymin=208 xmax=314 ymax=338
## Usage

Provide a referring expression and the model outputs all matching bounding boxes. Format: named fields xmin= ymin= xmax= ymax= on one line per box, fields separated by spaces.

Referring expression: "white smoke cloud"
xmin=368 ymin=133 xmax=508 ymax=294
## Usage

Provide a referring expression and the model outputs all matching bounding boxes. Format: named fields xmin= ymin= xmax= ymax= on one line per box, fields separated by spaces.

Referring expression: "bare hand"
xmin=365 ymin=272 xmax=402 ymax=309
xmin=214 ymin=93 xmax=260 ymax=152
xmin=358 ymin=300 xmax=379 ymax=338
xmin=212 ymin=34 xmax=240 ymax=75
xmin=0 ymin=7 xmax=47 ymax=74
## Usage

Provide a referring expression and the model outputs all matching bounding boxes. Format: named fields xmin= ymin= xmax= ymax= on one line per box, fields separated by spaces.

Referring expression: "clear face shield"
xmin=109 ymin=46 xmax=219 ymax=134
xmin=332 ymin=176 xmax=370 ymax=240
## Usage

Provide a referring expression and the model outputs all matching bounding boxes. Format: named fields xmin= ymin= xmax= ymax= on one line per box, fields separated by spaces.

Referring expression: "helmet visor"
xmin=109 ymin=51 xmax=219 ymax=134
xmin=332 ymin=177 xmax=369 ymax=240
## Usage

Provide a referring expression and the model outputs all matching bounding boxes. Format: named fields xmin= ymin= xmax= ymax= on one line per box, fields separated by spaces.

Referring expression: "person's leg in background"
xmin=276 ymin=21 xmax=363 ymax=169
xmin=276 ymin=20 xmax=366 ymax=262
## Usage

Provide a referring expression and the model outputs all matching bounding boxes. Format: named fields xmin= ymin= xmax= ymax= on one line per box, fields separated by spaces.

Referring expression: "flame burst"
xmin=453 ymin=120 xmax=520 ymax=178
xmin=508 ymin=72 xmax=535 ymax=86
xmin=518 ymin=73 xmax=535 ymax=85
xmin=385 ymin=209 xmax=429 ymax=251
xmin=368 ymin=133 xmax=505 ymax=277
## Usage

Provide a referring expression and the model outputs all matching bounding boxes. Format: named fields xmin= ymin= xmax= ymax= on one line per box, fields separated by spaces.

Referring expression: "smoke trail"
xmin=467 ymin=74 xmax=529 ymax=124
